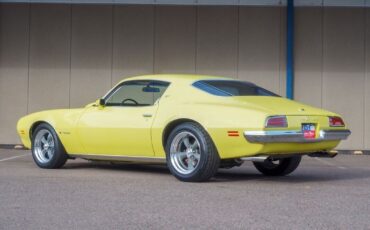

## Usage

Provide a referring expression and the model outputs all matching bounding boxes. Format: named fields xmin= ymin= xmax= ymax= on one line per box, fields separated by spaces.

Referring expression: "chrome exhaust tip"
xmin=240 ymin=156 xmax=268 ymax=162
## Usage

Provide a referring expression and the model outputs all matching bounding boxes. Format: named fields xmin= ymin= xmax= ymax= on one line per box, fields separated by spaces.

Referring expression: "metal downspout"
xmin=286 ymin=0 xmax=294 ymax=99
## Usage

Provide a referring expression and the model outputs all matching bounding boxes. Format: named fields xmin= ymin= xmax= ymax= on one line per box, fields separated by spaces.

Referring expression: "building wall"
xmin=294 ymin=7 xmax=370 ymax=149
xmin=0 ymin=3 xmax=369 ymax=150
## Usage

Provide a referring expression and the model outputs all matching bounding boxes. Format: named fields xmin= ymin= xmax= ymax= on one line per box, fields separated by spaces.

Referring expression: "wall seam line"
xmin=363 ymin=4 xmax=367 ymax=149
xmin=194 ymin=5 xmax=198 ymax=74
xmin=68 ymin=4 xmax=72 ymax=108
xmin=152 ymin=5 xmax=156 ymax=74
xmin=278 ymin=6 xmax=282 ymax=95
xmin=110 ymin=5 xmax=114 ymax=87
xmin=321 ymin=1 xmax=324 ymax=109
xmin=27 ymin=3 xmax=31 ymax=114
xmin=236 ymin=5 xmax=240 ymax=79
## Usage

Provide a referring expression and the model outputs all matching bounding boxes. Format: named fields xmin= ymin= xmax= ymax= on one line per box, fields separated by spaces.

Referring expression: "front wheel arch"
xmin=30 ymin=121 xmax=52 ymax=140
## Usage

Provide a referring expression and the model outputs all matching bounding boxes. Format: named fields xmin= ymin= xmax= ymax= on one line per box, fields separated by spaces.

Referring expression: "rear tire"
xmin=31 ymin=123 xmax=68 ymax=169
xmin=253 ymin=156 xmax=301 ymax=176
xmin=165 ymin=122 xmax=220 ymax=182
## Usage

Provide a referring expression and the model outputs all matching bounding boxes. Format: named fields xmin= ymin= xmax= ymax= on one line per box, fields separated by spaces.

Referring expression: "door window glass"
xmin=105 ymin=80 xmax=170 ymax=106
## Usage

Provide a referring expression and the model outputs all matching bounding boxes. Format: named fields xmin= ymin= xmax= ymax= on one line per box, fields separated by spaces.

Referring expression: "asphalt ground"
xmin=0 ymin=149 xmax=370 ymax=230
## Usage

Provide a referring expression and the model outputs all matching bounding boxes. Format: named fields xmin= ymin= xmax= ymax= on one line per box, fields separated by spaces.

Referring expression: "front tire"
xmin=253 ymin=156 xmax=301 ymax=176
xmin=165 ymin=122 xmax=220 ymax=182
xmin=31 ymin=123 xmax=68 ymax=169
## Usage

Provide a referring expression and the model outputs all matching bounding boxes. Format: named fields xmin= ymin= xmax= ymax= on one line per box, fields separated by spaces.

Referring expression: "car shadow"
xmin=64 ymin=160 xmax=170 ymax=175
xmin=63 ymin=160 xmax=370 ymax=183
xmin=214 ymin=168 xmax=370 ymax=183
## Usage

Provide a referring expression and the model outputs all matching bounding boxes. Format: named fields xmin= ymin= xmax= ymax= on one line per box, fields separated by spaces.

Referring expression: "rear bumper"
xmin=244 ymin=129 xmax=351 ymax=143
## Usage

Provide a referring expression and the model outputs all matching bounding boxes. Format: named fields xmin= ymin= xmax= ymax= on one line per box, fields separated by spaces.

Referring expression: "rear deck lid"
xmin=228 ymin=96 xmax=334 ymax=116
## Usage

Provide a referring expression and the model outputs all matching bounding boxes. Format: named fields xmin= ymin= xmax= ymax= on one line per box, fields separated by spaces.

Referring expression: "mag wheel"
xmin=166 ymin=122 xmax=220 ymax=182
xmin=32 ymin=123 xmax=68 ymax=169
xmin=253 ymin=156 xmax=302 ymax=176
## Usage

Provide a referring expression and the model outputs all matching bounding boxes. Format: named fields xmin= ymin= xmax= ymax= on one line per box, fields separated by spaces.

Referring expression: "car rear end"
xmin=190 ymin=78 xmax=351 ymax=160
xmin=243 ymin=114 xmax=350 ymax=156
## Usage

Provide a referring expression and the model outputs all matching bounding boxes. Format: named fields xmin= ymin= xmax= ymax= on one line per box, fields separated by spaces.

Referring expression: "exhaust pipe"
xmin=308 ymin=151 xmax=337 ymax=158
xmin=240 ymin=156 xmax=268 ymax=162
xmin=241 ymin=151 xmax=337 ymax=162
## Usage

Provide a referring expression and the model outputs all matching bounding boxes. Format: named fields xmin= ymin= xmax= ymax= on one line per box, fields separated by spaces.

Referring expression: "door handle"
xmin=143 ymin=113 xmax=152 ymax=118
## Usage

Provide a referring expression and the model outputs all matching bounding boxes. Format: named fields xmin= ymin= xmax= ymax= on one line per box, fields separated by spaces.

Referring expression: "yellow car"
xmin=17 ymin=74 xmax=351 ymax=182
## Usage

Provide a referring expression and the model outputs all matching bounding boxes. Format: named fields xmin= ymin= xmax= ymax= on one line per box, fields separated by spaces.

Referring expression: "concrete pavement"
xmin=1 ymin=149 xmax=369 ymax=230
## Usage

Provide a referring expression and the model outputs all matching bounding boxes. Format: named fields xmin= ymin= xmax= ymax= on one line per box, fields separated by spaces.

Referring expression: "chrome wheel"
xmin=33 ymin=129 xmax=55 ymax=164
xmin=170 ymin=131 xmax=201 ymax=174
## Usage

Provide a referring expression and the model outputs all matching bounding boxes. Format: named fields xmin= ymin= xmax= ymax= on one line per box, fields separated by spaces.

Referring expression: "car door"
xmin=76 ymin=80 xmax=170 ymax=156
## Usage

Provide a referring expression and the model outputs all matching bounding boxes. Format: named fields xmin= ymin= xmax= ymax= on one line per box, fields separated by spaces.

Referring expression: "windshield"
xmin=192 ymin=80 xmax=279 ymax=97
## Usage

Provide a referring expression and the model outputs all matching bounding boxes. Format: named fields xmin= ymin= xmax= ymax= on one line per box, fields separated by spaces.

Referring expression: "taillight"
xmin=265 ymin=116 xmax=288 ymax=128
xmin=329 ymin=116 xmax=345 ymax=127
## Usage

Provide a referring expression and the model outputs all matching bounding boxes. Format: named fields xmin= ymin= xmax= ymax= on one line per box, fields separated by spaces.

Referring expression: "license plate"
xmin=302 ymin=124 xmax=316 ymax=139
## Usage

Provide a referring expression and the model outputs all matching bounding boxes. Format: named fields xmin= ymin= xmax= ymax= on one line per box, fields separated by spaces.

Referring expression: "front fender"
xmin=16 ymin=109 xmax=84 ymax=153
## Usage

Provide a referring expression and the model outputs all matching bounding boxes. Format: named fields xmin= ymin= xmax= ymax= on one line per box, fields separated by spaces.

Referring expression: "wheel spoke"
xmin=183 ymin=137 xmax=191 ymax=148
xmin=41 ymin=149 xmax=48 ymax=159
xmin=175 ymin=152 xmax=187 ymax=160
xmin=47 ymin=149 xmax=53 ymax=158
xmin=193 ymin=153 xmax=200 ymax=161
xmin=41 ymin=136 xmax=47 ymax=145
xmin=47 ymin=134 xmax=53 ymax=143
xmin=187 ymin=159 xmax=194 ymax=170
xmin=190 ymin=140 xmax=198 ymax=149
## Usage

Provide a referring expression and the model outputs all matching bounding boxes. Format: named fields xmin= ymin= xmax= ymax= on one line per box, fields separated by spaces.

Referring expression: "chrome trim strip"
xmin=69 ymin=154 xmax=166 ymax=164
xmin=244 ymin=129 xmax=351 ymax=143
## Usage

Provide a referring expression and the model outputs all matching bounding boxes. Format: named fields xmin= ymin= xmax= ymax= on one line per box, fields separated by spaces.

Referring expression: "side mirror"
xmin=99 ymin=98 xmax=106 ymax=106
xmin=94 ymin=98 xmax=105 ymax=107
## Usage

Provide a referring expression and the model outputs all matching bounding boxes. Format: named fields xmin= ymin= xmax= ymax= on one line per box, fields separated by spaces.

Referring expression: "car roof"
xmin=118 ymin=74 xmax=232 ymax=84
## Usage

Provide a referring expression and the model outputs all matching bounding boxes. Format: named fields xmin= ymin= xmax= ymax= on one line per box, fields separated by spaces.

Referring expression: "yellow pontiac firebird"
xmin=17 ymin=74 xmax=351 ymax=182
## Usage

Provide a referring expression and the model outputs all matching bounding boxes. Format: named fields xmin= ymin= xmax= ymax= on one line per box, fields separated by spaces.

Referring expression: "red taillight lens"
xmin=265 ymin=116 xmax=288 ymax=128
xmin=329 ymin=116 xmax=345 ymax=127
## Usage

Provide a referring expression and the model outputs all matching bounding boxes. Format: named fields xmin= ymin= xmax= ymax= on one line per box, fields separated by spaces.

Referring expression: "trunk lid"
xmin=227 ymin=96 xmax=334 ymax=116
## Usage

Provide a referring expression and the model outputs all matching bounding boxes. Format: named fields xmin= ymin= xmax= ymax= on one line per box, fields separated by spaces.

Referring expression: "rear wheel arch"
xmin=162 ymin=119 xmax=207 ymax=150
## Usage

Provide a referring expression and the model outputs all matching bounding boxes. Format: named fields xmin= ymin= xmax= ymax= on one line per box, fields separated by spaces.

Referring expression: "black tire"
xmin=165 ymin=122 xmax=220 ymax=182
xmin=31 ymin=123 xmax=68 ymax=169
xmin=253 ymin=156 xmax=301 ymax=176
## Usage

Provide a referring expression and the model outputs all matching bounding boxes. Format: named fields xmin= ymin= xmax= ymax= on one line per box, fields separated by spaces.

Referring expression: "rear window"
xmin=192 ymin=80 xmax=279 ymax=97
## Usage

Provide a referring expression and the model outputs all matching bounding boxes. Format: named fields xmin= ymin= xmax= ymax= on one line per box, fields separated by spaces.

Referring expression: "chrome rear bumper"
xmin=244 ymin=129 xmax=351 ymax=143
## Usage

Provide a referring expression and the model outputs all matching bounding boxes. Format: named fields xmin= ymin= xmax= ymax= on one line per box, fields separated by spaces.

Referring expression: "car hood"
xmin=225 ymin=96 xmax=336 ymax=116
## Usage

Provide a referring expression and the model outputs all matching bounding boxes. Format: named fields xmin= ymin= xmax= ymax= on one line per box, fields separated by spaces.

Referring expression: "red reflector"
xmin=227 ymin=131 xmax=239 ymax=137
xmin=329 ymin=116 xmax=345 ymax=127
xmin=265 ymin=116 xmax=288 ymax=128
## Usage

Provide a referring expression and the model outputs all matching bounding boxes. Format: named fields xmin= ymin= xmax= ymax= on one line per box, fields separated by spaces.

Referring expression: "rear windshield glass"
xmin=192 ymin=80 xmax=279 ymax=97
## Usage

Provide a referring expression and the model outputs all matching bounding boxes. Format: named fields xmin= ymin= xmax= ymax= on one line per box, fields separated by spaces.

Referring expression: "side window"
xmin=105 ymin=80 xmax=169 ymax=106
xmin=151 ymin=81 xmax=169 ymax=103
